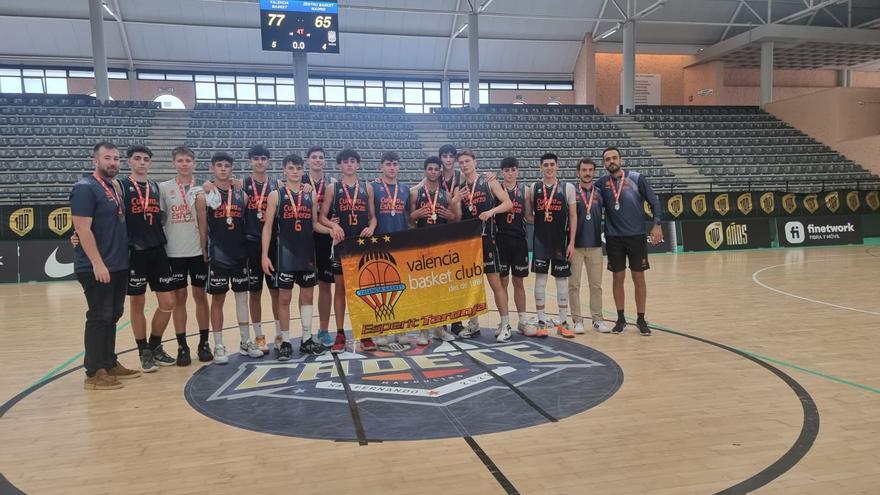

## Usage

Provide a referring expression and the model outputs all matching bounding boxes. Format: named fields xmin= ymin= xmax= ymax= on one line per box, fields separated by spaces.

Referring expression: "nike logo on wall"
xmin=44 ymin=248 xmax=74 ymax=278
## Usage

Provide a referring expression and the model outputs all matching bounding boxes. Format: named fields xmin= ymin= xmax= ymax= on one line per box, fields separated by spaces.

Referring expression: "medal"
xmin=223 ymin=186 xmax=234 ymax=227
xmin=129 ymin=177 xmax=151 ymax=220
xmin=250 ymin=176 xmax=269 ymax=221
xmin=93 ymin=172 xmax=123 ymax=218
xmin=257 ymin=211 xmax=264 ymax=220
xmin=614 ymin=203 xmax=620 ymax=211
xmin=541 ymin=179 xmax=559 ymax=223
xmin=609 ymin=173 xmax=625 ymax=212
xmin=286 ymin=184 xmax=305 ymax=231
xmin=469 ymin=205 xmax=477 ymax=215
xmin=341 ymin=181 xmax=360 ymax=226
xmin=381 ymin=179 xmax=399 ymax=218
xmin=579 ymin=183 xmax=596 ymax=222
xmin=586 ymin=214 xmax=592 ymax=221
xmin=391 ymin=211 xmax=396 ymax=217
xmin=431 ymin=213 xmax=437 ymax=221
xmin=465 ymin=178 xmax=479 ymax=217
xmin=176 ymin=177 xmax=194 ymax=221
xmin=226 ymin=217 xmax=233 ymax=226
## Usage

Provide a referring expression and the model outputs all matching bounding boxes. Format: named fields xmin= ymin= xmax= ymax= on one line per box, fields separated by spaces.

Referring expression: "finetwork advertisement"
xmin=681 ymin=219 xmax=772 ymax=251
xmin=342 ymin=220 xmax=488 ymax=339
xmin=778 ymin=215 xmax=863 ymax=247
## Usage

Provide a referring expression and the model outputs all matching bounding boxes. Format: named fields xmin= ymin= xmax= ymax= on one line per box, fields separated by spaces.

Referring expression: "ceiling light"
xmin=597 ymin=23 xmax=621 ymax=40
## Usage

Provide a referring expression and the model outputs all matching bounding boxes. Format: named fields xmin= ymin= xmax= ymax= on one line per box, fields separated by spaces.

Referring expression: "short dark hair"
xmin=92 ymin=141 xmax=117 ymax=154
xmin=306 ymin=146 xmax=325 ymax=158
xmin=602 ymin=146 xmax=622 ymax=158
xmin=439 ymin=144 xmax=457 ymax=157
xmin=171 ymin=146 xmax=195 ymax=160
xmin=126 ymin=144 xmax=153 ymax=158
xmin=456 ymin=149 xmax=476 ymax=161
xmin=211 ymin=151 xmax=234 ymax=165
xmin=283 ymin=153 xmax=304 ymax=167
xmin=500 ymin=157 xmax=519 ymax=170
xmin=577 ymin=158 xmax=597 ymax=171
xmin=540 ymin=152 xmax=559 ymax=164
xmin=336 ymin=148 xmax=361 ymax=164
xmin=380 ymin=151 xmax=400 ymax=163
xmin=423 ymin=156 xmax=442 ymax=169
xmin=247 ymin=144 xmax=271 ymax=159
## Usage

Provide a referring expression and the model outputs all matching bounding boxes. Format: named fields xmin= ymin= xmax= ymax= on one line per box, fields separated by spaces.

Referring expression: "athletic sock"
xmin=617 ymin=309 xmax=626 ymax=322
xmin=301 ymin=305 xmax=314 ymax=342
xmin=282 ymin=330 xmax=290 ymax=342
xmin=537 ymin=309 xmax=546 ymax=322
xmin=637 ymin=312 xmax=646 ymax=323
xmin=176 ymin=333 xmax=188 ymax=348
xmin=198 ymin=329 xmax=209 ymax=345
xmin=515 ymin=312 xmax=523 ymax=326
xmin=213 ymin=332 xmax=224 ymax=346
xmin=239 ymin=324 xmax=250 ymax=342
xmin=274 ymin=320 xmax=282 ymax=337
xmin=500 ymin=314 xmax=510 ymax=328
xmin=252 ymin=321 xmax=263 ymax=337
xmin=555 ymin=277 xmax=569 ymax=323
xmin=559 ymin=307 xmax=569 ymax=324
xmin=148 ymin=334 xmax=162 ymax=350
xmin=136 ymin=338 xmax=148 ymax=352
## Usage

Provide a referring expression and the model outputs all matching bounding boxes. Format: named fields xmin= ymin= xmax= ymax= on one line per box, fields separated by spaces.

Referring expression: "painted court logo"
xmin=185 ymin=335 xmax=622 ymax=441
xmin=356 ymin=250 xmax=405 ymax=321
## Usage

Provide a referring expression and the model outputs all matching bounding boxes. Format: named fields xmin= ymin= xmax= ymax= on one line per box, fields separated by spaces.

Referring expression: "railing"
xmin=653 ymin=177 xmax=880 ymax=194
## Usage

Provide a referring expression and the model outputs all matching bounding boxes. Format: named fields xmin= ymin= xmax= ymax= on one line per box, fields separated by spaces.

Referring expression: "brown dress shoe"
xmin=108 ymin=362 xmax=143 ymax=380
xmin=84 ymin=369 xmax=124 ymax=390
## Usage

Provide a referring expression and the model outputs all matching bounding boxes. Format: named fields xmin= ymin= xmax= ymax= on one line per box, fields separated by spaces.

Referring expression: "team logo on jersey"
xmin=867 ymin=191 xmax=880 ymax=211
xmin=184 ymin=336 xmax=622 ymax=441
xmin=736 ymin=193 xmax=753 ymax=216
xmin=713 ymin=194 xmax=730 ymax=216
xmin=803 ymin=194 xmax=819 ymax=214
xmin=760 ymin=192 xmax=775 ymax=215
xmin=355 ymin=250 xmax=406 ymax=321
xmin=824 ymin=191 xmax=840 ymax=213
xmin=846 ymin=191 xmax=860 ymax=212
xmin=47 ymin=207 xmax=72 ymax=236
xmin=9 ymin=207 xmax=34 ymax=237
xmin=782 ymin=193 xmax=798 ymax=214
xmin=691 ymin=194 xmax=707 ymax=217
xmin=666 ymin=194 xmax=684 ymax=218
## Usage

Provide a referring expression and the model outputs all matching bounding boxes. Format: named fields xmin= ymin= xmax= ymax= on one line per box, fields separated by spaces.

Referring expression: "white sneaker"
xmin=573 ymin=322 xmax=585 ymax=334
xmin=396 ymin=333 xmax=410 ymax=345
xmin=516 ymin=320 xmax=528 ymax=334
xmin=434 ymin=327 xmax=456 ymax=342
xmin=375 ymin=335 xmax=389 ymax=346
xmin=214 ymin=344 xmax=228 ymax=364
xmin=593 ymin=320 xmax=612 ymax=333
xmin=240 ymin=340 xmax=264 ymax=358
xmin=416 ymin=330 xmax=430 ymax=346
xmin=523 ymin=317 xmax=539 ymax=337
xmin=496 ymin=324 xmax=512 ymax=343
xmin=459 ymin=319 xmax=481 ymax=339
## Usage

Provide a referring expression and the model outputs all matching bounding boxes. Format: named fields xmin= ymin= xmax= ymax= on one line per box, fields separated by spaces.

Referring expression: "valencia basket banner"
xmin=341 ymin=220 xmax=488 ymax=339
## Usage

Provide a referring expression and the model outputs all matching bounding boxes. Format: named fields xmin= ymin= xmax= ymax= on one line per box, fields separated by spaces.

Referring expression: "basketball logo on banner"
xmin=867 ymin=191 xmax=880 ymax=211
xmin=355 ymin=251 xmax=406 ymax=321
xmin=9 ymin=207 xmax=34 ymax=237
xmin=846 ymin=191 xmax=860 ymax=212
xmin=704 ymin=221 xmax=723 ymax=250
xmin=691 ymin=194 xmax=707 ymax=217
xmin=803 ymin=194 xmax=819 ymax=214
xmin=737 ymin=193 xmax=753 ymax=216
xmin=48 ymin=207 xmax=73 ymax=236
xmin=824 ymin=192 xmax=840 ymax=213
xmin=782 ymin=193 xmax=797 ymax=214
xmin=667 ymin=194 xmax=684 ymax=218
xmin=760 ymin=192 xmax=775 ymax=214
xmin=713 ymin=193 xmax=730 ymax=216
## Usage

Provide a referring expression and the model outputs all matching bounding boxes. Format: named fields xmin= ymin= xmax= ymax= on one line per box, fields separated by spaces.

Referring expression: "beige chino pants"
xmin=568 ymin=246 xmax=604 ymax=323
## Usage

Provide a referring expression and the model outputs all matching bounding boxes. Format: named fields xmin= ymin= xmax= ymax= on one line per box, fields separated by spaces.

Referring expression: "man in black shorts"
xmin=596 ymin=146 xmax=663 ymax=336
xmin=495 ymin=157 xmax=533 ymax=336
xmin=302 ymin=146 xmax=336 ymax=348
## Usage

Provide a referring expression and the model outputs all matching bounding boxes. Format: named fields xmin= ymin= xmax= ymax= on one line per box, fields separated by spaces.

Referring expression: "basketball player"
xmin=409 ymin=156 xmax=461 ymax=342
xmin=569 ymin=158 xmax=610 ymax=334
xmin=318 ymin=148 xmax=377 ymax=353
xmin=496 ymin=157 xmax=533 ymax=336
xmin=371 ymin=151 xmax=413 ymax=347
xmin=118 ymin=145 xmax=177 ymax=371
xmin=71 ymin=141 xmax=141 ymax=390
xmin=302 ymin=146 xmax=337 ymax=348
xmin=261 ymin=154 xmax=336 ymax=359
xmin=160 ymin=146 xmax=212 ymax=364
xmin=528 ymin=153 xmax=577 ymax=338
xmin=597 ymin=146 xmax=663 ymax=336
xmin=196 ymin=152 xmax=263 ymax=364
xmin=451 ymin=149 xmax=513 ymax=342
xmin=438 ymin=144 xmax=462 ymax=194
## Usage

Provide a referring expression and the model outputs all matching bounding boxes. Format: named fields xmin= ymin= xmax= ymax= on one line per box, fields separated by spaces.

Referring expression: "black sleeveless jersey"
xmin=413 ymin=184 xmax=450 ymax=228
xmin=275 ymin=186 xmax=316 ymax=272
xmin=461 ymin=176 xmax=497 ymax=237
xmin=243 ymin=176 xmax=278 ymax=242
xmin=440 ymin=170 xmax=461 ymax=196
xmin=532 ymin=180 xmax=570 ymax=260
xmin=304 ymin=174 xmax=335 ymax=240
xmin=119 ymin=177 xmax=165 ymax=251
xmin=330 ymin=179 xmax=370 ymax=238
xmin=207 ymin=186 xmax=247 ymax=269
xmin=496 ymin=182 xmax=526 ymax=238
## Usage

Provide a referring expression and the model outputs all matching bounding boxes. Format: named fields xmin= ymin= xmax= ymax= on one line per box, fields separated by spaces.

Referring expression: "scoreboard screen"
xmin=260 ymin=0 xmax=339 ymax=54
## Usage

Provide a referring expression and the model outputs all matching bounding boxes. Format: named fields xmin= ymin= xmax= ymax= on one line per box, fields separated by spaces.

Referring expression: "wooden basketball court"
xmin=1 ymin=244 xmax=878 ymax=494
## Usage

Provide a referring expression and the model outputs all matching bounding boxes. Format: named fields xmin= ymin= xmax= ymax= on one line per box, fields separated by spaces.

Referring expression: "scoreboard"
xmin=259 ymin=0 xmax=339 ymax=54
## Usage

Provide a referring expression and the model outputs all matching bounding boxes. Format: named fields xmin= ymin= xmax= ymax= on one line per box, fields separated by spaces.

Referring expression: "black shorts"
xmin=128 ymin=246 xmax=175 ymax=295
xmin=313 ymin=233 xmax=334 ymax=283
xmin=531 ymin=258 xmax=571 ymax=277
xmin=207 ymin=262 xmax=249 ymax=295
xmin=482 ymin=235 xmax=499 ymax=275
xmin=246 ymin=239 xmax=275 ymax=292
xmin=169 ymin=255 xmax=208 ymax=289
xmin=606 ymin=235 xmax=650 ymax=273
xmin=272 ymin=270 xmax=319 ymax=290
xmin=496 ymin=234 xmax=529 ymax=278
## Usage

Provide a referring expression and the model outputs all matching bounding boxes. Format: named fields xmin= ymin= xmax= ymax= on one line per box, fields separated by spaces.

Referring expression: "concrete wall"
xmin=66 ymin=78 xmax=196 ymax=108
xmin=594 ymin=53 xmax=694 ymax=113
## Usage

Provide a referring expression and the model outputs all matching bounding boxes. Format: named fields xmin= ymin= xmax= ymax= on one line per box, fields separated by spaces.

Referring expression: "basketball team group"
xmin=71 ymin=141 xmax=663 ymax=390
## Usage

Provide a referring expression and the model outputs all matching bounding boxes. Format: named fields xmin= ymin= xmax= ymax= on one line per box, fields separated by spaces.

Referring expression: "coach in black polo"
xmin=70 ymin=141 xmax=142 ymax=390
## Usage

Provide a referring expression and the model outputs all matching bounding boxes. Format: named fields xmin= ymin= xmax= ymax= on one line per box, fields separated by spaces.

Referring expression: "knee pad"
xmin=555 ymin=277 xmax=569 ymax=306
xmin=534 ymin=273 xmax=548 ymax=306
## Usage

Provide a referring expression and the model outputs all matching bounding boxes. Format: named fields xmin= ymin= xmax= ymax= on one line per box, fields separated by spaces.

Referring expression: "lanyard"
xmin=250 ymin=176 xmax=269 ymax=216
xmin=286 ymin=185 xmax=305 ymax=220
xmin=542 ymin=180 xmax=559 ymax=219
xmin=224 ymin=186 xmax=233 ymax=223
xmin=465 ymin=178 xmax=479 ymax=212
xmin=176 ymin=177 xmax=193 ymax=205
xmin=381 ymin=179 xmax=399 ymax=214
xmin=129 ymin=177 xmax=150 ymax=218
xmin=425 ymin=185 xmax=440 ymax=217
xmin=311 ymin=175 xmax=325 ymax=203
xmin=341 ymin=180 xmax=359 ymax=213
xmin=579 ymin=184 xmax=595 ymax=220
xmin=93 ymin=173 xmax=122 ymax=215
xmin=608 ymin=173 xmax=625 ymax=208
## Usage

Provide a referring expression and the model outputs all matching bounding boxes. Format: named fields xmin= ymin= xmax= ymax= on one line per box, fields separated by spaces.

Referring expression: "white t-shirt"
xmin=159 ymin=178 xmax=204 ymax=258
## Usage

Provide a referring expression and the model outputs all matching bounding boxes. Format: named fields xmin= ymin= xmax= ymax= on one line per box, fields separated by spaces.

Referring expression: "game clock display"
xmin=260 ymin=0 xmax=339 ymax=53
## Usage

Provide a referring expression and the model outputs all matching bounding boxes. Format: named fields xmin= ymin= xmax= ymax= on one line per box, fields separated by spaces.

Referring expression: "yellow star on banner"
xmin=383 ymin=235 xmax=391 ymax=243
xmin=357 ymin=238 xmax=365 ymax=245
xmin=370 ymin=236 xmax=379 ymax=244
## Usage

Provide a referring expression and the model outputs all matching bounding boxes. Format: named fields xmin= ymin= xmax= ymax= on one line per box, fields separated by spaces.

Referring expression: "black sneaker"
xmin=299 ymin=338 xmax=328 ymax=356
xmin=277 ymin=342 xmax=294 ymax=361
xmin=197 ymin=341 xmax=213 ymax=362
xmin=152 ymin=345 xmax=176 ymax=366
xmin=176 ymin=346 xmax=192 ymax=366
xmin=140 ymin=349 xmax=158 ymax=373
xmin=611 ymin=320 xmax=627 ymax=334
xmin=450 ymin=321 xmax=465 ymax=337
xmin=637 ymin=320 xmax=651 ymax=336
